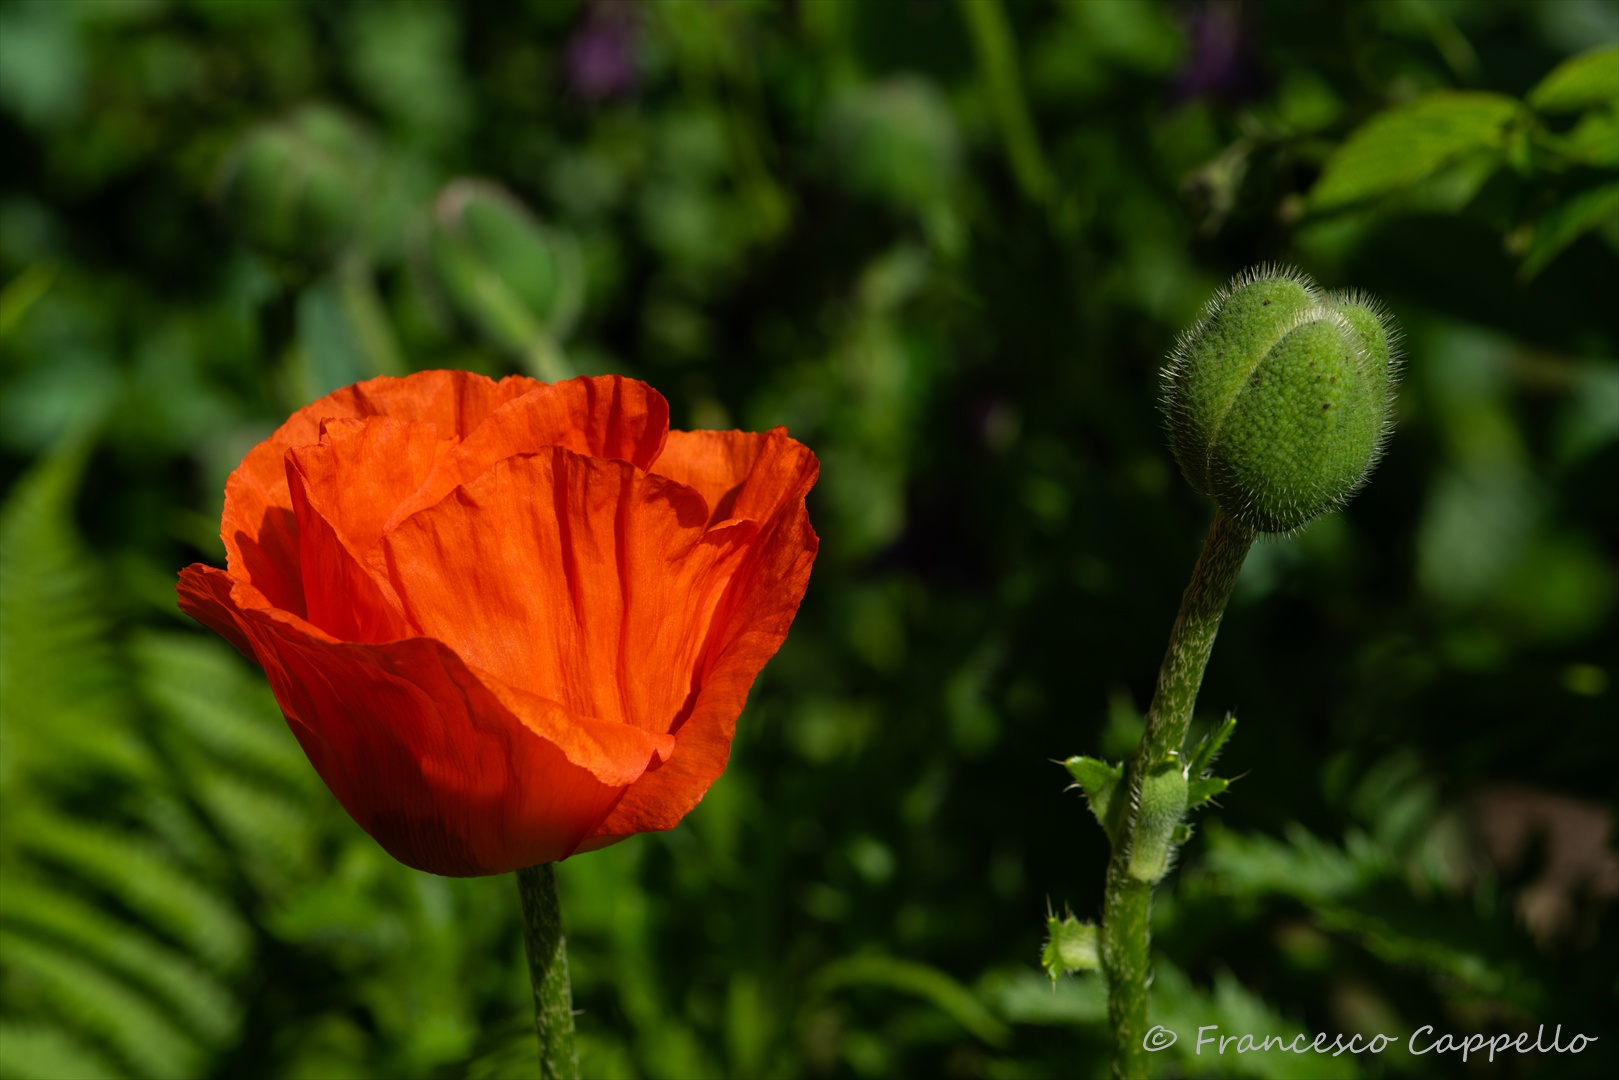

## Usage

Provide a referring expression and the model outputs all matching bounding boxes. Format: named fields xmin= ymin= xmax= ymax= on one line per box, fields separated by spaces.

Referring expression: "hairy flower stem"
xmin=1102 ymin=507 xmax=1254 ymax=1078
xmin=517 ymin=864 xmax=579 ymax=1080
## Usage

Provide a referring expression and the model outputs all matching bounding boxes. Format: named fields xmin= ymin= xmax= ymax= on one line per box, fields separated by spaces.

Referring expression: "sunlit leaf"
xmin=1527 ymin=44 xmax=1619 ymax=113
xmin=1309 ymin=92 xmax=1521 ymax=211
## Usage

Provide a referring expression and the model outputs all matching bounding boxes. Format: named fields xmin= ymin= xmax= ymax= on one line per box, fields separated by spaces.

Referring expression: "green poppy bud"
xmin=1162 ymin=266 xmax=1400 ymax=534
xmin=424 ymin=179 xmax=584 ymax=359
xmin=1042 ymin=914 xmax=1101 ymax=979
xmin=216 ymin=107 xmax=373 ymax=269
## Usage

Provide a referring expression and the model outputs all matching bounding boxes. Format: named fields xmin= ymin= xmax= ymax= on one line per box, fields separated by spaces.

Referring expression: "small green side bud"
xmin=1042 ymin=914 xmax=1101 ymax=980
xmin=1127 ymin=758 xmax=1189 ymax=884
xmin=1163 ymin=266 xmax=1400 ymax=533
xmin=424 ymin=179 xmax=584 ymax=369
xmin=216 ymin=106 xmax=374 ymax=270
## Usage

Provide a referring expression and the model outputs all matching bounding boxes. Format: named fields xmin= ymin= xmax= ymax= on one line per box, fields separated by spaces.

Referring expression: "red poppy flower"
xmin=178 ymin=371 xmax=817 ymax=876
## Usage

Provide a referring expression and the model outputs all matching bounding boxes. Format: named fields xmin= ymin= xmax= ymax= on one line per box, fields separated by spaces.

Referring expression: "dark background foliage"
xmin=1 ymin=1 xmax=1615 ymax=1078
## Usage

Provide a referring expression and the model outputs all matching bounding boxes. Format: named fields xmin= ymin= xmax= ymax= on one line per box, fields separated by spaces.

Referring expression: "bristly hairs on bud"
xmin=1324 ymin=285 xmax=1405 ymax=486
xmin=1159 ymin=264 xmax=1403 ymax=535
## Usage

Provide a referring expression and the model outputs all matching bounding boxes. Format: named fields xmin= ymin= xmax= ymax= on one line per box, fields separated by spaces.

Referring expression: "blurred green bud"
xmin=825 ymin=76 xmax=961 ymax=209
xmin=1126 ymin=758 xmax=1188 ymax=885
xmin=1163 ymin=267 xmax=1400 ymax=534
xmin=423 ymin=179 xmax=584 ymax=360
xmin=1042 ymin=914 xmax=1101 ymax=980
xmin=216 ymin=106 xmax=374 ymax=269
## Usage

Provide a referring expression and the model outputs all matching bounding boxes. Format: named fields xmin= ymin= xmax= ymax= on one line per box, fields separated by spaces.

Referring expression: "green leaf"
xmin=1187 ymin=775 xmax=1230 ymax=807
xmin=1202 ymin=822 xmax=1543 ymax=1011
xmin=0 ymin=932 xmax=204 ymax=1079
xmin=1555 ymin=109 xmax=1619 ymax=167
xmin=1314 ymin=902 xmax=1539 ymax=1009
xmin=0 ymin=263 xmax=56 ymax=340
xmin=292 ymin=272 xmax=382 ymax=405
xmin=1520 ymin=182 xmax=1619 ymax=280
xmin=1185 ymin=713 xmax=1236 ymax=779
xmin=15 ymin=815 xmax=252 ymax=974
xmin=1040 ymin=915 xmax=1100 ymax=979
xmin=0 ymin=1021 xmax=122 ymax=1080
xmin=0 ymin=879 xmax=238 ymax=1046
xmin=131 ymin=631 xmax=309 ymax=789
xmin=1555 ymin=359 xmax=1619 ymax=464
xmin=190 ymin=772 xmax=322 ymax=895
xmin=1062 ymin=754 xmax=1123 ymax=840
xmin=1204 ymin=822 xmax=1390 ymax=905
xmin=1310 ymin=92 xmax=1521 ymax=211
xmin=425 ymin=179 xmax=583 ymax=368
xmin=0 ymin=430 xmax=149 ymax=795
xmin=982 ymin=967 xmax=1107 ymax=1026
xmin=811 ymin=954 xmax=1011 ymax=1047
xmin=1528 ymin=45 xmax=1619 ymax=114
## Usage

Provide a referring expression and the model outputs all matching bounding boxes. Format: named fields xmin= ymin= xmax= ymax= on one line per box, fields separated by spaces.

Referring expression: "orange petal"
xmin=175 ymin=562 xmax=659 ymax=874
xmin=177 ymin=562 xmax=258 ymax=659
xmin=651 ymin=429 xmax=770 ymax=524
xmin=284 ymin=417 xmax=451 ymax=642
xmin=383 ymin=375 xmax=670 ymax=529
xmin=589 ymin=498 xmax=818 ymax=840
xmin=655 ymin=428 xmax=819 ymax=527
xmin=382 ymin=447 xmax=757 ymax=743
xmin=223 ymin=370 xmax=537 ymax=616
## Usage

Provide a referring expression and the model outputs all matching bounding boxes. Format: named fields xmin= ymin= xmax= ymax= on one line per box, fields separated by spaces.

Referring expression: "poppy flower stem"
xmin=516 ymin=863 xmax=579 ymax=1080
xmin=1101 ymin=506 xmax=1253 ymax=1078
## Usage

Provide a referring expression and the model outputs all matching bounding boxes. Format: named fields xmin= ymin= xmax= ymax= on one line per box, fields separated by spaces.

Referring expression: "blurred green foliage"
xmin=1 ymin=1 xmax=1616 ymax=1078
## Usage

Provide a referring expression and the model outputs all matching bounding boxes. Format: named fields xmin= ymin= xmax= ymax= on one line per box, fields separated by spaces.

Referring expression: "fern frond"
xmin=0 ymin=433 xmax=149 ymax=793
xmin=0 ymin=878 xmax=239 ymax=1045
xmin=0 ymin=932 xmax=204 ymax=1078
xmin=14 ymin=815 xmax=251 ymax=974
xmin=0 ymin=1019 xmax=123 ymax=1080
xmin=131 ymin=632 xmax=310 ymax=789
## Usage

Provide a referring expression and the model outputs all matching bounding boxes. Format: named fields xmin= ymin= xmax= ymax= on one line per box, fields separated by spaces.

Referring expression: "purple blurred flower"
xmin=1173 ymin=0 xmax=1265 ymax=103
xmin=566 ymin=0 xmax=640 ymax=102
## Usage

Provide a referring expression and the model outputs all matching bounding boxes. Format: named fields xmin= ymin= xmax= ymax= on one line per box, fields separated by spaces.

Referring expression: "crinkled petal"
xmin=587 ymin=494 xmax=818 ymax=841
xmin=224 ymin=371 xmax=537 ymax=615
xmin=284 ymin=417 xmax=451 ymax=642
xmin=382 ymin=447 xmax=756 ymax=739
xmin=654 ymin=428 xmax=818 ymax=529
xmin=651 ymin=429 xmax=770 ymax=525
xmin=588 ymin=430 xmax=819 ymax=841
xmin=383 ymin=375 xmax=669 ymax=529
xmin=176 ymin=563 xmax=668 ymax=874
